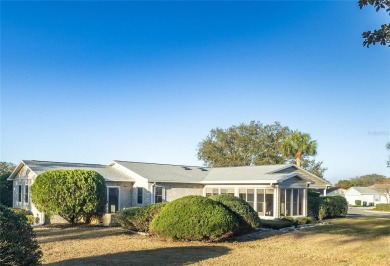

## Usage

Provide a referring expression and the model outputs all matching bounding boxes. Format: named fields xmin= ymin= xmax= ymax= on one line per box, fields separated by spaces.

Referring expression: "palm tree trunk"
xmin=295 ymin=152 xmax=302 ymax=167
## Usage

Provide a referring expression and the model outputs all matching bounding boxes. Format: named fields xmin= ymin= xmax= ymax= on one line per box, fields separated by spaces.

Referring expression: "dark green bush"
xmin=355 ymin=200 xmax=362 ymax=206
xmin=209 ymin=194 xmax=261 ymax=233
xmin=150 ymin=196 xmax=239 ymax=241
xmin=374 ymin=204 xmax=390 ymax=211
xmin=117 ymin=203 xmax=167 ymax=232
xmin=261 ymin=219 xmax=293 ymax=229
xmin=308 ymin=196 xmax=348 ymax=220
xmin=308 ymin=190 xmax=321 ymax=198
xmin=295 ymin=216 xmax=317 ymax=225
xmin=11 ymin=208 xmax=34 ymax=224
xmin=0 ymin=204 xmax=42 ymax=265
xmin=31 ymin=170 xmax=107 ymax=224
xmin=0 ymin=173 xmax=12 ymax=207
xmin=116 ymin=207 xmax=141 ymax=230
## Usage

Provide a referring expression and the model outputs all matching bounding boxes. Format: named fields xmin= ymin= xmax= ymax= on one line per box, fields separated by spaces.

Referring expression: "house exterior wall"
xmin=156 ymin=182 xmax=203 ymax=203
xmin=106 ymin=181 xmax=133 ymax=210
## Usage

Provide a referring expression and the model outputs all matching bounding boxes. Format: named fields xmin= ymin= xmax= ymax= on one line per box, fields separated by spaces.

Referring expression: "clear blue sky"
xmin=1 ymin=1 xmax=389 ymax=184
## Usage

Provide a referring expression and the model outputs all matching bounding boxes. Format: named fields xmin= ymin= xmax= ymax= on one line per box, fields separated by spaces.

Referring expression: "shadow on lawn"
xmin=46 ymin=246 xmax=230 ymax=266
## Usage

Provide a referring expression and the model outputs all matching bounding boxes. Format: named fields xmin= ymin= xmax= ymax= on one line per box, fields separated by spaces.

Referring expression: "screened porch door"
xmin=107 ymin=187 xmax=119 ymax=213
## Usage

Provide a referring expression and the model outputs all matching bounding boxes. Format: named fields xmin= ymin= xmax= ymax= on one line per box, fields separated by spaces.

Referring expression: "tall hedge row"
xmin=308 ymin=195 xmax=348 ymax=220
xmin=31 ymin=170 xmax=107 ymax=224
xmin=0 ymin=204 xmax=42 ymax=266
xmin=150 ymin=196 xmax=239 ymax=241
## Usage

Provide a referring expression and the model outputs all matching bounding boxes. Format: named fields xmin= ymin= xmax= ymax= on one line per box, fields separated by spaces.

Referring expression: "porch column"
xmin=274 ymin=185 xmax=280 ymax=218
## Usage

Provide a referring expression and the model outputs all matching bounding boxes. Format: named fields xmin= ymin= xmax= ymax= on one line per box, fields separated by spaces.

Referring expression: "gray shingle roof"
xmin=113 ymin=161 xmax=210 ymax=183
xmin=202 ymin=165 xmax=297 ymax=183
xmin=352 ymin=187 xmax=380 ymax=195
xmin=22 ymin=160 xmax=134 ymax=182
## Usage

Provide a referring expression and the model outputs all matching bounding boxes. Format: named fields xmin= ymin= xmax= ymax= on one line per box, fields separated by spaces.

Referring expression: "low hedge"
xmin=11 ymin=208 xmax=34 ymax=225
xmin=261 ymin=219 xmax=293 ymax=229
xmin=150 ymin=196 xmax=239 ymax=241
xmin=117 ymin=203 xmax=167 ymax=232
xmin=309 ymin=196 xmax=348 ymax=220
xmin=209 ymin=194 xmax=261 ymax=233
xmin=374 ymin=204 xmax=390 ymax=212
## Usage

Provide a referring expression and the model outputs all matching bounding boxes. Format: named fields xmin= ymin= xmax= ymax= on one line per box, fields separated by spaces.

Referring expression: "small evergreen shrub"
xmin=117 ymin=207 xmax=141 ymax=231
xmin=11 ymin=208 xmax=34 ymax=224
xmin=209 ymin=194 xmax=261 ymax=233
xmin=31 ymin=170 xmax=107 ymax=224
xmin=374 ymin=204 xmax=390 ymax=211
xmin=261 ymin=219 xmax=293 ymax=229
xmin=308 ymin=196 xmax=348 ymax=220
xmin=0 ymin=204 xmax=42 ymax=266
xmin=150 ymin=196 xmax=239 ymax=241
xmin=355 ymin=200 xmax=362 ymax=206
xmin=295 ymin=216 xmax=317 ymax=225
xmin=117 ymin=203 xmax=167 ymax=232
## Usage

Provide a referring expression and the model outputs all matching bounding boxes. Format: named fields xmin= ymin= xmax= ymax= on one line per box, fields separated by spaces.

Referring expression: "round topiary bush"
xmin=31 ymin=169 xmax=107 ymax=224
xmin=209 ymin=194 xmax=261 ymax=233
xmin=0 ymin=204 xmax=42 ymax=266
xmin=150 ymin=196 xmax=239 ymax=241
xmin=117 ymin=203 xmax=167 ymax=233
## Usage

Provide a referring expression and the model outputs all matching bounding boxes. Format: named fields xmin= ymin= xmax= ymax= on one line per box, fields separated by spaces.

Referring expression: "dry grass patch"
xmin=36 ymin=217 xmax=390 ymax=266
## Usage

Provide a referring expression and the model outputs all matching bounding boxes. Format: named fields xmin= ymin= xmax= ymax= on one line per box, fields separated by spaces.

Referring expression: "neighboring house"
xmin=326 ymin=187 xmax=346 ymax=197
xmin=344 ymin=187 xmax=387 ymax=206
xmin=8 ymin=160 xmax=330 ymax=224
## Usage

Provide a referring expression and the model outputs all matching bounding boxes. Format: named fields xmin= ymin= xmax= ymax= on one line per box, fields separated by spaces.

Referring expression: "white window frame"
xmin=154 ymin=186 xmax=164 ymax=203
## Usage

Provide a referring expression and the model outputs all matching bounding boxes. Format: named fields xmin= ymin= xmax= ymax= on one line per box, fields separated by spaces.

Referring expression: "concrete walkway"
xmin=347 ymin=207 xmax=390 ymax=217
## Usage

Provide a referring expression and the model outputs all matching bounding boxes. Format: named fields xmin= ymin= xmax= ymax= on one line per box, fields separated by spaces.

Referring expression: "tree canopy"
xmin=358 ymin=0 xmax=390 ymax=47
xmin=0 ymin=162 xmax=15 ymax=176
xmin=335 ymin=174 xmax=387 ymax=189
xmin=31 ymin=169 xmax=107 ymax=224
xmin=197 ymin=121 xmax=326 ymax=178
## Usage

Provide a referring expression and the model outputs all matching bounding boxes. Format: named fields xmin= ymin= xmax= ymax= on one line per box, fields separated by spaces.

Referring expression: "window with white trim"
xmin=280 ymin=188 xmax=304 ymax=216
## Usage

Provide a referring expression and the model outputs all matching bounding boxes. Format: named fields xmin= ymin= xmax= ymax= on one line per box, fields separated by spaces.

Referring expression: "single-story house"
xmin=344 ymin=187 xmax=387 ymax=206
xmin=8 ymin=160 xmax=331 ymax=224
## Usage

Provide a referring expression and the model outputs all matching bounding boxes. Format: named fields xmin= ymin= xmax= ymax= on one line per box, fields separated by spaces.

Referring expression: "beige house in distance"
xmin=8 ymin=160 xmax=330 ymax=225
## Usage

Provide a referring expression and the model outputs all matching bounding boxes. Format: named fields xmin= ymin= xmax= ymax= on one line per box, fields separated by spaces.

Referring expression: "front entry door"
xmin=107 ymin=187 xmax=119 ymax=213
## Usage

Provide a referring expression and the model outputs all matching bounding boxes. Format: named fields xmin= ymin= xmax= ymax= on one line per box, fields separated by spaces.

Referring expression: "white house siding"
xmin=345 ymin=188 xmax=387 ymax=205
xmin=11 ymin=165 xmax=44 ymax=224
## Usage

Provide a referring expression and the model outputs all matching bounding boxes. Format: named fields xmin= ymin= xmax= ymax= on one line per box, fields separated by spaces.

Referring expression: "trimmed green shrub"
xmin=150 ymin=196 xmax=239 ymax=241
xmin=209 ymin=194 xmax=261 ymax=233
xmin=355 ymin=200 xmax=362 ymax=206
xmin=11 ymin=208 xmax=34 ymax=224
xmin=0 ymin=173 xmax=12 ymax=207
xmin=308 ymin=196 xmax=348 ymax=220
xmin=0 ymin=204 xmax=42 ymax=265
xmin=117 ymin=203 xmax=167 ymax=232
xmin=374 ymin=204 xmax=390 ymax=211
xmin=295 ymin=216 xmax=317 ymax=225
xmin=261 ymin=219 xmax=293 ymax=229
xmin=117 ymin=207 xmax=141 ymax=230
xmin=31 ymin=170 xmax=107 ymax=224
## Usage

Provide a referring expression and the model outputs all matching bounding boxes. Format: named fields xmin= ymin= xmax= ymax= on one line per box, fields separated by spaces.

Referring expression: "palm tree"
xmin=280 ymin=131 xmax=317 ymax=167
